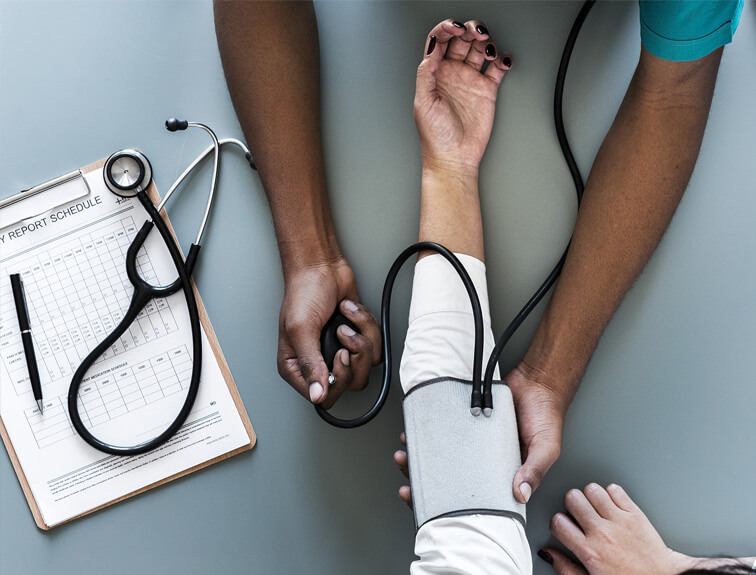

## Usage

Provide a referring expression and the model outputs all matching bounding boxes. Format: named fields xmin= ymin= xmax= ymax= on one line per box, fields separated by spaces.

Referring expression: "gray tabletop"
xmin=1 ymin=2 xmax=754 ymax=574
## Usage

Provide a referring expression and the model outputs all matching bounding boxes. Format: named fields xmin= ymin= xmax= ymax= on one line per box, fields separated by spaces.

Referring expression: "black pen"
xmin=9 ymin=274 xmax=44 ymax=413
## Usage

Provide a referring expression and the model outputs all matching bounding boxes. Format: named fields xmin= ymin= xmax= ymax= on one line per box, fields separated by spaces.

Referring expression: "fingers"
xmin=396 ymin=432 xmax=412 ymax=508
xmin=550 ymin=512 xmax=586 ymax=552
xmin=539 ymin=549 xmax=589 ymax=575
xmin=423 ymin=19 xmax=467 ymax=60
xmin=339 ymin=300 xmax=382 ymax=364
xmin=336 ymin=300 xmax=381 ymax=391
xmin=564 ymin=489 xmax=602 ymax=531
xmin=446 ymin=20 xmax=490 ymax=62
xmin=398 ymin=485 xmax=413 ymax=509
xmin=583 ymin=483 xmax=619 ymax=520
xmin=277 ymin=320 xmax=331 ymax=403
xmin=463 ymin=38 xmax=497 ymax=71
xmin=393 ymin=449 xmax=409 ymax=479
xmin=483 ymin=52 xmax=513 ymax=86
xmin=512 ymin=434 xmax=561 ymax=503
xmin=322 ymin=349 xmax=350 ymax=410
xmin=606 ymin=483 xmax=640 ymax=513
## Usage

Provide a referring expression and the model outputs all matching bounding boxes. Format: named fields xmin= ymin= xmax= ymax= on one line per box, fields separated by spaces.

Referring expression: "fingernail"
xmin=520 ymin=482 xmax=532 ymax=503
xmin=343 ymin=299 xmax=359 ymax=313
xmin=309 ymin=382 xmax=324 ymax=402
xmin=476 ymin=24 xmax=489 ymax=35
xmin=453 ymin=21 xmax=464 ymax=28
xmin=503 ymin=56 xmax=512 ymax=68
xmin=340 ymin=324 xmax=356 ymax=337
xmin=485 ymin=44 xmax=496 ymax=58
xmin=341 ymin=349 xmax=350 ymax=366
xmin=537 ymin=550 xmax=553 ymax=565
xmin=427 ymin=35 xmax=436 ymax=55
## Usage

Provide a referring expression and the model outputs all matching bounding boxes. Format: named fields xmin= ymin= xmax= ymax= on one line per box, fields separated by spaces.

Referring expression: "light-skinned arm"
xmin=509 ymin=46 xmax=724 ymax=502
xmin=213 ymin=1 xmax=381 ymax=409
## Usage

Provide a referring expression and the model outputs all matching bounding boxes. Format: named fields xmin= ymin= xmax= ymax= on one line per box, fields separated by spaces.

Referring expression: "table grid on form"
xmin=0 ymin=216 xmax=179 ymax=397
xmin=23 ymin=345 xmax=193 ymax=449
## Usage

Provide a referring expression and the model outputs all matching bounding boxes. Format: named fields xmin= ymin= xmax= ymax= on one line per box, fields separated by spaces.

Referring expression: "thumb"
xmin=289 ymin=322 xmax=331 ymax=404
xmin=415 ymin=57 xmax=439 ymax=105
xmin=538 ymin=549 xmax=588 ymax=575
xmin=513 ymin=434 xmax=561 ymax=503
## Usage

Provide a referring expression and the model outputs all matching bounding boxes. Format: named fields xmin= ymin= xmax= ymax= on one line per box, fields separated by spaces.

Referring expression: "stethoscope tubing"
xmin=67 ymin=191 xmax=204 ymax=456
xmin=67 ymin=122 xmax=255 ymax=455
xmin=315 ymin=242 xmax=486 ymax=428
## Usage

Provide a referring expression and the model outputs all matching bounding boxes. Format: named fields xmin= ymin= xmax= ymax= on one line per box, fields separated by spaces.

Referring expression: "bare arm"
xmin=213 ymin=1 xmax=381 ymax=408
xmin=509 ymin=46 xmax=723 ymax=502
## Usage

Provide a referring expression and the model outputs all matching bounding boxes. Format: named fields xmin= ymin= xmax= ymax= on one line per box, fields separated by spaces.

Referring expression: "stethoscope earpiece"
xmin=103 ymin=149 xmax=153 ymax=197
xmin=165 ymin=118 xmax=189 ymax=132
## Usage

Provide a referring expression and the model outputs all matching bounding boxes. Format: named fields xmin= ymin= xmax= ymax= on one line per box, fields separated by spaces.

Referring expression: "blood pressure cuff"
xmin=402 ymin=377 xmax=526 ymax=531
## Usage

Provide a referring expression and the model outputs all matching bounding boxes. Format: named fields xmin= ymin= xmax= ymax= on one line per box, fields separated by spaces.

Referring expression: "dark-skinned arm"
xmin=214 ymin=1 xmax=381 ymax=408
xmin=509 ymin=46 xmax=723 ymax=503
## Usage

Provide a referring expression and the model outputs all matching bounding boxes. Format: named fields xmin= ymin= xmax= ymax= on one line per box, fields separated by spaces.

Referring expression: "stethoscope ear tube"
xmin=315 ymin=242 xmax=486 ymax=428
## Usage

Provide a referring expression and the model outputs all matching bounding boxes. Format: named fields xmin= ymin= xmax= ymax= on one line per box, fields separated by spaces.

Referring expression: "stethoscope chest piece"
xmin=104 ymin=148 xmax=152 ymax=197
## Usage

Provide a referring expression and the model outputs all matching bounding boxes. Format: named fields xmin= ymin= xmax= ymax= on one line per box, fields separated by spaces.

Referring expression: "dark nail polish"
xmin=476 ymin=24 xmax=489 ymax=35
xmin=453 ymin=21 xmax=465 ymax=28
xmin=537 ymin=550 xmax=554 ymax=565
xmin=485 ymin=44 xmax=496 ymax=58
xmin=427 ymin=36 xmax=436 ymax=55
xmin=503 ymin=56 xmax=512 ymax=68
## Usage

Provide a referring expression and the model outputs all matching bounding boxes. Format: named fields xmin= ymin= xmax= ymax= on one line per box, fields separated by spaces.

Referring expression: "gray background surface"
xmin=0 ymin=1 xmax=754 ymax=574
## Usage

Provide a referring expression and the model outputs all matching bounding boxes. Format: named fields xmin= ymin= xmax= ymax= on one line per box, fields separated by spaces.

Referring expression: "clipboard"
xmin=0 ymin=157 xmax=256 ymax=530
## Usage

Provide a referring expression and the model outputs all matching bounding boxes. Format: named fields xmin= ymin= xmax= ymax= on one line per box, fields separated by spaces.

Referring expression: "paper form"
xmin=0 ymin=168 xmax=252 ymax=527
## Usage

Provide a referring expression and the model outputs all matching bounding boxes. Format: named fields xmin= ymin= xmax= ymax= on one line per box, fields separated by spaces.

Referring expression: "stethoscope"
xmin=67 ymin=118 xmax=255 ymax=456
xmin=316 ymin=0 xmax=594 ymax=428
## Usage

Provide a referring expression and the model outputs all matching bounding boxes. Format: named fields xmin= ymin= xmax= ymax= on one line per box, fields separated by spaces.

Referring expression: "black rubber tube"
xmin=481 ymin=0 xmax=594 ymax=410
xmin=67 ymin=191 xmax=203 ymax=455
xmin=315 ymin=242 xmax=486 ymax=427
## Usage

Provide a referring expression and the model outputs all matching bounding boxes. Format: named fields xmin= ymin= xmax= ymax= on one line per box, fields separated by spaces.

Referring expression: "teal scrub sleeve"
xmin=639 ymin=0 xmax=745 ymax=62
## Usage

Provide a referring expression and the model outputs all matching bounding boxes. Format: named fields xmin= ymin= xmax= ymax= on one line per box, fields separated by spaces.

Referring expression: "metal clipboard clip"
xmin=0 ymin=170 xmax=92 ymax=232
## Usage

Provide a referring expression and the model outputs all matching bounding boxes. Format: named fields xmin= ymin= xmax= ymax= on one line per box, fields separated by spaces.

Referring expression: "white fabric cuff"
xmin=408 ymin=253 xmax=492 ymax=322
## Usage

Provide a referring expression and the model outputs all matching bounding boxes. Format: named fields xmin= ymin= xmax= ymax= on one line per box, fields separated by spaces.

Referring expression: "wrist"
xmin=279 ymin=230 xmax=343 ymax=282
xmin=422 ymin=155 xmax=479 ymax=185
xmin=520 ymin=318 xmax=591 ymax=410
xmin=509 ymin=360 xmax=572 ymax=415
xmin=663 ymin=551 xmax=698 ymax=575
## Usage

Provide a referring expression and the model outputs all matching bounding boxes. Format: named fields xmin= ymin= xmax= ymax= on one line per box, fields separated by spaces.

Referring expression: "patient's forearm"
xmin=522 ymin=47 xmax=722 ymax=409
xmin=213 ymin=0 xmax=339 ymax=278
xmin=419 ymin=164 xmax=484 ymax=261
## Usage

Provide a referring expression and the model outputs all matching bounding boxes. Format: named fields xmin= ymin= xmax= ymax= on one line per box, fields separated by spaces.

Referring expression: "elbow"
xmin=629 ymin=46 xmax=723 ymax=110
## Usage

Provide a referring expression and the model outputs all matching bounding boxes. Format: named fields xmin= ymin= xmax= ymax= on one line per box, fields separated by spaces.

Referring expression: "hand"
xmin=278 ymin=256 xmax=382 ymax=409
xmin=414 ymin=19 xmax=513 ymax=173
xmin=539 ymin=484 xmax=695 ymax=575
xmin=506 ymin=362 xmax=567 ymax=504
